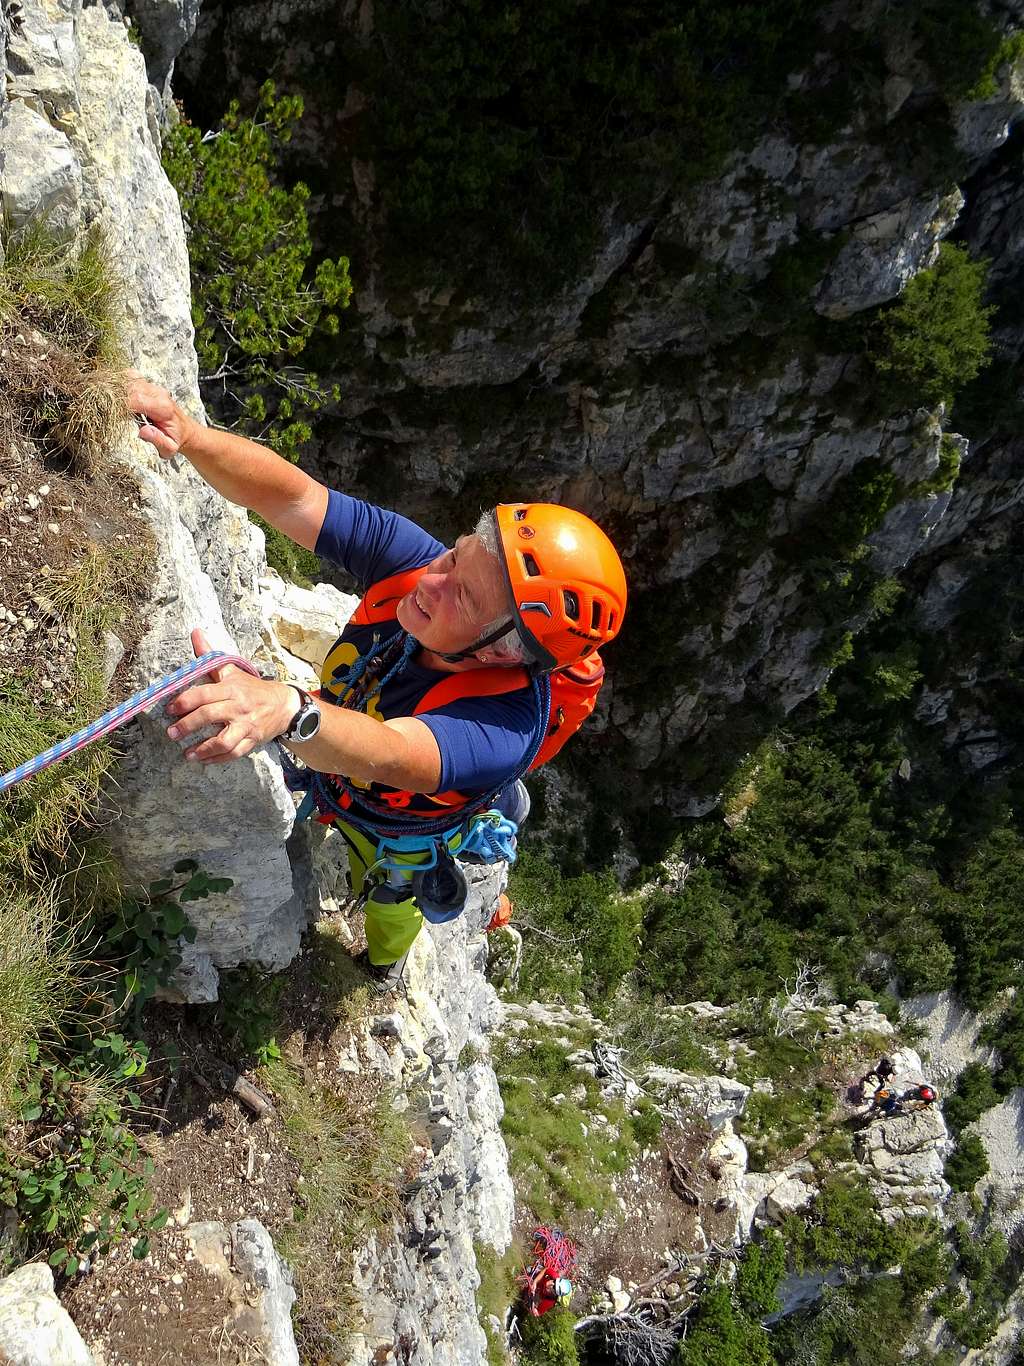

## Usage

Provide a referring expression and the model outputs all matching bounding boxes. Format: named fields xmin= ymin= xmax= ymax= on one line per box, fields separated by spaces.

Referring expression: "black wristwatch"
xmin=280 ymin=687 xmax=321 ymax=744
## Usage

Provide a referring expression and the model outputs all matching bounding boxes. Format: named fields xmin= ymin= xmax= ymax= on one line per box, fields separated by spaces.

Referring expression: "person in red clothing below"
xmin=128 ymin=375 xmax=627 ymax=979
xmin=528 ymin=1273 xmax=574 ymax=1316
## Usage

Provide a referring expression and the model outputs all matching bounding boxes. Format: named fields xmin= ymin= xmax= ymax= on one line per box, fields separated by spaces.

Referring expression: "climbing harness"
xmin=281 ymin=624 xmax=550 ymax=881
xmin=0 ymin=651 xmax=261 ymax=795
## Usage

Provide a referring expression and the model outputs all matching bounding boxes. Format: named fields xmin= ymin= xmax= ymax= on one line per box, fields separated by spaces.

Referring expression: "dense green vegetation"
xmin=495 ymin=1031 xmax=648 ymax=1222
xmin=163 ymin=81 xmax=351 ymax=459
xmin=869 ymin=244 xmax=994 ymax=408
xmin=359 ymin=0 xmax=822 ymax=289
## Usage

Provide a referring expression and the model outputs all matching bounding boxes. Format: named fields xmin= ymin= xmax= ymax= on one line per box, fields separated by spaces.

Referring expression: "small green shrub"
xmin=735 ymin=1230 xmax=786 ymax=1317
xmin=869 ymin=243 xmax=994 ymax=408
xmin=520 ymin=1306 xmax=579 ymax=1366
xmin=932 ymin=1224 xmax=1015 ymax=1350
xmin=0 ymin=1035 xmax=163 ymax=1273
xmin=787 ymin=1179 xmax=915 ymax=1274
xmin=676 ymin=1285 xmax=774 ymax=1366
xmin=630 ymin=1099 xmax=663 ymax=1148
xmin=943 ymin=1063 xmax=1000 ymax=1135
xmin=944 ymin=1134 xmax=990 ymax=1192
xmin=163 ymin=81 xmax=352 ymax=460
xmin=96 ymin=861 xmax=220 ymax=1021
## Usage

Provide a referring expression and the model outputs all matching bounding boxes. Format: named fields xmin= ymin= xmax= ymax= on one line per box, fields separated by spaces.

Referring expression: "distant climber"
xmin=867 ymin=1085 xmax=901 ymax=1118
xmin=901 ymin=1083 xmax=938 ymax=1112
xmin=861 ymin=1056 xmax=895 ymax=1089
xmin=518 ymin=1227 xmax=577 ymax=1316
xmin=128 ymin=375 xmax=627 ymax=985
xmin=486 ymin=893 xmax=515 ymax=933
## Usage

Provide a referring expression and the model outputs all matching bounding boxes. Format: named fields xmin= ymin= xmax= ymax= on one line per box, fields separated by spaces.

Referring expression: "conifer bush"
xmin=163 ymin=81 xmax=352 ymax=460
xmin=944 ymin=1133 xmax=990 ymax=1192
xmin=870 ymin=243 xmax=994 ymax=408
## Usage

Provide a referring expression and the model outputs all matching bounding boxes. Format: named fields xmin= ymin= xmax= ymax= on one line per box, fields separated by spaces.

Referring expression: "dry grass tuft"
xmin=0 ymin=217 xmax=132 ymax=473
xmin=260 ymin=1057 xmax=408 ymax=1360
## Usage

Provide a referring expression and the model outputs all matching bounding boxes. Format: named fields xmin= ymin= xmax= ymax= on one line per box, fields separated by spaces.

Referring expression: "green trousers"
xmin=337 ymin=821 xmax=464 ymax=966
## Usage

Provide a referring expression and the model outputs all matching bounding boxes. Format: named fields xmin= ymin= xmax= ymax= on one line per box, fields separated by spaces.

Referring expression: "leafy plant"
xmin=0 ymin=1036 xmax=164 ymax=1273
xmin=217 ymin=967 xmax=284 ymax=1067
xmin=163 ymin=80 xmax=352 ymax=460
xmin=98 ymin=861 xmax=228 ymax=1018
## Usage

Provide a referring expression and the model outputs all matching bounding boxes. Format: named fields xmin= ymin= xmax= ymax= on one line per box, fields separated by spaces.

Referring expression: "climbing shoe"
xmin=354 ymin=948 xmax=409 ymax=996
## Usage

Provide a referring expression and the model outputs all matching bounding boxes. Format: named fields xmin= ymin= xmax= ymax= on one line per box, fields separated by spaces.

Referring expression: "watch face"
xmin=297 ymin=709 xmax=320 ymax=741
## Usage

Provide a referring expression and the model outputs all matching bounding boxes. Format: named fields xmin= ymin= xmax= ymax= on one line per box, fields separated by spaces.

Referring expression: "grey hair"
xmin=473 ymin=509 xmax=531 ymax=664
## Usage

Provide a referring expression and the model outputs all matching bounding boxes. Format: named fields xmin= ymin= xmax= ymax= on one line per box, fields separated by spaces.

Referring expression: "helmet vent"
xmin=591 ymin=600 xmax=603 ymax=631
xmin=562 ymin=589 xmax=580 ymax=620
xmin=514 ymin=508 xmax=528 ymax=521
xmin=522 ymin=552 xmax=541 ymax=577
xmin=607 ymin=611 xmax=616 ymax=632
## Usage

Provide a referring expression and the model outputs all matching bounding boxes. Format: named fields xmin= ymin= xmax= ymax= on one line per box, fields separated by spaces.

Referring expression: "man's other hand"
xmin=164 ymin=627 xmax=296 ymax=763
xmin=127 ymin=372 xmax=198 ymax=459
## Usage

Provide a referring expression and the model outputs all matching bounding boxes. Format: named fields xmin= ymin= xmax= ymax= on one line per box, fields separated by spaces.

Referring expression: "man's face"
xmin=396 ymin=534 xmax=508 ymax=655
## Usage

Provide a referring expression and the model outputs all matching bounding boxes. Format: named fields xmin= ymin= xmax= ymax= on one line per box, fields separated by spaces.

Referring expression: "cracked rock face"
xmin=0 ymin=2 xmax=310 ymax=997
xmin=346 ymin=877 xmax=515 ymax=1366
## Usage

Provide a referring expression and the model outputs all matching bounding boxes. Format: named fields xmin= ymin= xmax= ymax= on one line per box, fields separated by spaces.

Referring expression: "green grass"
xmin=259 ymin=1056 xmax=408 ymax=1358
xmin=0 ymin=539 xmax=145 ymax=879
xmin=0 ymin=889 xmax=82 ymax=1120
xmin=475 ymin=1238 xmax=523 ymax=1366
xmin=495 ymin=1034 xmax=638 ymax=1223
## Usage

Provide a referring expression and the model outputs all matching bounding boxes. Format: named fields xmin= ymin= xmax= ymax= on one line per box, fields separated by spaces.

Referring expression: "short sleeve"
xmin=315 ymin=489 xmax=446 ymax=587
xmin=419 ymin=688 xmax=540 ymax=794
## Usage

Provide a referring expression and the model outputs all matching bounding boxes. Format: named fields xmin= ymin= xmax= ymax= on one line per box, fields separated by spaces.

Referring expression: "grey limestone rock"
xmin=816 ymin=189 xmax=964 ymax=319
xmin=126 ymin=0 xmax=201 ymax=94
xmin=0 ymin=1262 xmax=95 ymax=1366
xmin=0 ymin=3 xmax=311 ymax=996
xmin=5 ymin=0 xmax=82 ymax=117
xmin=0 ymin=97 xmax=81 ymax=234
xmin=185 ymin=1219 xmax=299 ymax=1366
xmin=347 ymin=895 xmax=514 ymax=1365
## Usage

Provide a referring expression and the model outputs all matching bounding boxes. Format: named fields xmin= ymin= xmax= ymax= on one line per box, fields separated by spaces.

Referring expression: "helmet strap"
xmin=439 ymin=618 xmax=516 ymax=664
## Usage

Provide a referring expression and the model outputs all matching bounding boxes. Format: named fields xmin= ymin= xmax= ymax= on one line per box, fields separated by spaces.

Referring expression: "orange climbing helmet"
xmin=492 ymin=503 xmax=627 ymax=672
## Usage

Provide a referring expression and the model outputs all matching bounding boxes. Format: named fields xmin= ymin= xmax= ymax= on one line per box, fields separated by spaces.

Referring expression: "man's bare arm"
xmin=128 ymin=375 xmax=329 ymax=551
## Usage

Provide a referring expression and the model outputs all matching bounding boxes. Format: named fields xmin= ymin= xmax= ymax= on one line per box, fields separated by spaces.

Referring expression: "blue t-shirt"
xmin=314 ymin=490 xmax=539 ymax=811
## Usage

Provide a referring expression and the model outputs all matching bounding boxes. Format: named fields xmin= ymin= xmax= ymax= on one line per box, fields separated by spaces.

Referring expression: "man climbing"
xmin=128 ymin=377 xmax=627 ymax=981
xmin=901 ymin=1083 xmax=938 ymax=1112
xmin=867 ymin=1085 xmax=901 ymax=1119
xmin=860 ymin=1056 xmax=895 ymax=1090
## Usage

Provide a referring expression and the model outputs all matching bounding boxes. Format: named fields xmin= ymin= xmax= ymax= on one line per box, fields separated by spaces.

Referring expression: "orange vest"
xmin=319 ymin=565 xmax=605 ymax=819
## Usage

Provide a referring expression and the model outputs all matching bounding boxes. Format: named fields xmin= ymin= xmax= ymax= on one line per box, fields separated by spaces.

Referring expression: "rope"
xmin=0 ymin=651 xmax=261 ymax=795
